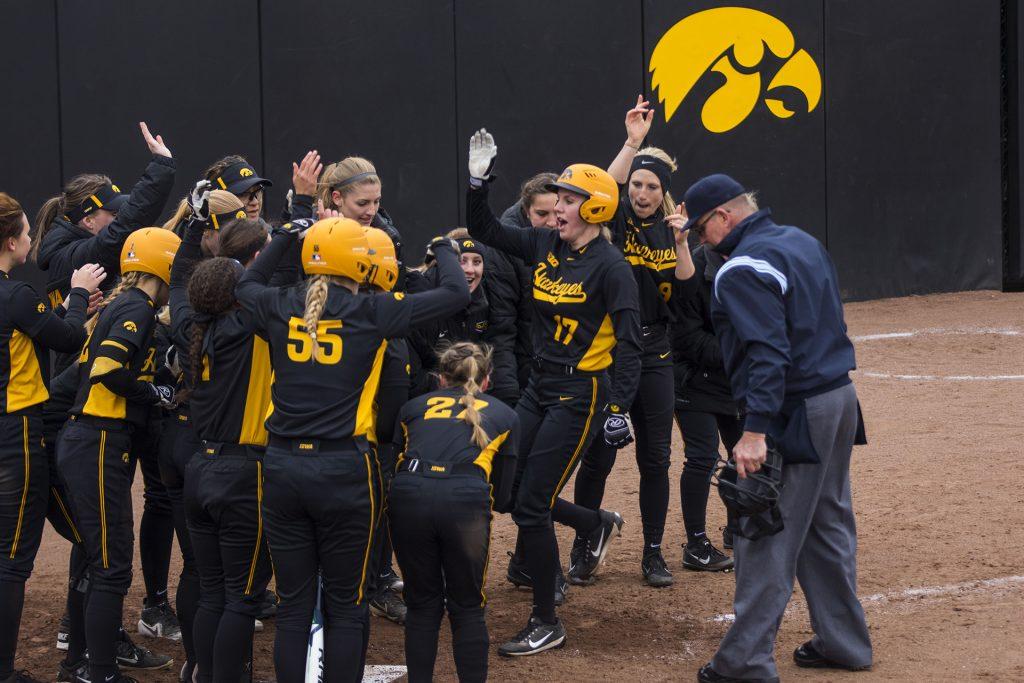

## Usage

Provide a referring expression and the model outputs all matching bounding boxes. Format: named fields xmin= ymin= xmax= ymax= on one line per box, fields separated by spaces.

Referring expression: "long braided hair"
xmin=178 ymin=258 xmax=240 ymax=402
xmin=302 ymin=275 xmax=331 ymax=358
xmin=83 ymin=272 xmax=145 ymax=335
xmin=438 ymin=342 xmax=493 ymax=449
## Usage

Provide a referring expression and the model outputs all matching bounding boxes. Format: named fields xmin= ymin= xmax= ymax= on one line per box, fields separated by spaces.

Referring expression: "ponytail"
xmin=302 ymin=275 xmax=330 ymax=358
xmin=162 ymin=199 xmax=191 ymax=232
xmin=84 ymin=271 xmax=144 ymax=335
xmin=438 ymin=342 xmax=493 ymax=449
xmin=33 ymin=173 xmax=111 ymax=261
xmin=177 ymin=257 xmax=242 ymax=403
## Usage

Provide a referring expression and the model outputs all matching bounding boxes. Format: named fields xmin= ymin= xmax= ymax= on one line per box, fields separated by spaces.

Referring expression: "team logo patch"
xmin=546 ymin=252 xmax=559 ymax=268
xmin=123 ymin=321 xmax=138 ymax=333
xmin=463 ymin=240 xmax=475 ymax=248
xmin=311 ymin=244 xmax=322 ymax=261
xmin=36 ymin=303 xmax=46 ymax=313
xmin=393 ymin=292 xmax=405 ymax=301
xmin=560 ymin=167 xmax=573 ymax=181
xmin=239 ymin=167 xmax=255 ymax=177
xmin=235 ymin=210 xmax=246 ymax=219
xmin=650 ymin=7 xmax=822 ymax=133
xmin=111 ymin=185 xmax=120 ymax=193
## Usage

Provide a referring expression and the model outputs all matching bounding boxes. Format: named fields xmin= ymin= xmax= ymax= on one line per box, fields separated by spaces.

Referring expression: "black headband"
xmin=628 ymin=155 xmax=673 ymax=194
xmin=332 ymin=171 xmax=378 ymax=190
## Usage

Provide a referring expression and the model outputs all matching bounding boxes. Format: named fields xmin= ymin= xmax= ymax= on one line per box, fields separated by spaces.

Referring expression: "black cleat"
xmin=117 ymin=629 xmax=173 ymax=670
xmin=379 ymin=567 xmax=404 ymax=593
xmin=497 ymin=616 xmax=566 ymax=657
xmin=137 ymin=599 xmax=181 ymax=641
xmin=369 ymin=590 xmax=407 ymax=625
xmin=56 ymin=659 xmax=89 ymax=683
xmin=256 ymin=589 xmax=278 ymax=619
xmin=683 ymin=537 xmax=734 ymax=572
xmin=568 ymin=534 xmax=587 ymax=576
xmin=641 ymin=549 xmax=674 ymax=587
xmin=505 ymin=552 xmax=568 ymax=606
xmin=793 ymin=641 xmax=871 ymax=671
xmin=179 ymin=659 xmax=195 ymax=683
xmin=697 ymin=663 xmax=779 ymax=683
xmin=567 ymin=510 xmax=623 ymax=585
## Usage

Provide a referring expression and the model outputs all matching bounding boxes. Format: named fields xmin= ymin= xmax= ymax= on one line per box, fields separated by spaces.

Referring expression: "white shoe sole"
xmin=499 ymin=634 xmax=566 ymax=657
xmin=254 ymin=618 xmax=264 ymax=632
xmin=56 ymin=634 xmax=69 ymax=651
xmin=588 ymin=515 xmax=623 ymax=579
xmin=137 ymin=619 xmax=183 ymax=642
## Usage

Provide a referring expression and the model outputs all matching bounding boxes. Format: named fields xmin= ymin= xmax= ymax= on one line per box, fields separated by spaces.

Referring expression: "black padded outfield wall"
xmin=0 ymin=0 xmax=1009 ymax=301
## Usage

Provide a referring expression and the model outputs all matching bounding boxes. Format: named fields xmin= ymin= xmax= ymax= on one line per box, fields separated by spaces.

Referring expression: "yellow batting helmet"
xmin=363 ymin=227 xmax=399 ymax=291
xmin=120 ymin=228 xmax=181 ymax=285
xmin=301 ymin=217 xmax=372 ymax=282
xmin=546 ymin=164 xmax=619 ymax=224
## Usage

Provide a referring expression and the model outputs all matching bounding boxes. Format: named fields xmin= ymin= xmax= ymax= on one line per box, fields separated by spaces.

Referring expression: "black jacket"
xmin=497 ymin=202 xmax=536 ymax=379
xmin=37 ymin=155 xmax=176 ymax=305
xmin=672 ymin=245 xmax=739 ymax=416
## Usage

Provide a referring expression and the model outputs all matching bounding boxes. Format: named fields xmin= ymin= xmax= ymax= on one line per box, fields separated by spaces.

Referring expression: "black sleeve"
xmin=290 ymin=194 xmax=315 ymax=220
xmin=374 ymin=243 xmax=471 ymax=338
xmin=64 ymin=155 xmax=176 ymax=273
xmin=268 ymin=235 xmax=302 ymax=288
xmin=89 ymin=306 xmax=158 ymax=404
xmin=466 ymin=182 xmax=537 ymax=261
xmin=674 ymin=289 xmax=723 ymax=369
xmin=169 ymin=218 xmax=205 ymax=348
xmin=481 ymin=251 xmax=520 ymax=403
xmin=605 ymin=260 xmax=642 ymax=409
xmin=9 ymin=283 xmax=89 ymax=354
xmin=236 ymin=231 xmax=298 ymax=330
xmin=490 ymin=417 xmax=520 ymax=513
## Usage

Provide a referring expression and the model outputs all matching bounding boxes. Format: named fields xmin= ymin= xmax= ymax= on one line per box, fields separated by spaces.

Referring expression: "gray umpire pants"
xmin=710 ymin=382 xmax=872 ymax=681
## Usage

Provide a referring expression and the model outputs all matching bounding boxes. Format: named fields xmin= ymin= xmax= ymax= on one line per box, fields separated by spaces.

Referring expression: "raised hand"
xmin=292 ymin=150 xmax=323 ymax=197
xmin=70 ymin=263 xmax=107 ymax=293
xmin=139 ymin=121 xmax=172 ymax=158
xmin=188 ymin=180 xmax=213 ymax=221
xmin=625 ymin=94 xmax=654 ymax=148
xmin=468 ymin=128 xmax=497 ymax=180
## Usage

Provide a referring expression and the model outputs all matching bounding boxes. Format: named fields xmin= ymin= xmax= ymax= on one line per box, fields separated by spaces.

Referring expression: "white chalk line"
xmin=710 ymin=575 xmax=1024 ymax=624
xmin=363 ymin=665 xmax=407 ymax=683
xmin=851 ymin=327 xmax=1024 ymax=381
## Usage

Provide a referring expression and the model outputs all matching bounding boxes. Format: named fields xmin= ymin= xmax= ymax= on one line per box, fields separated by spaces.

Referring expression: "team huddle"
xmin=0 ymin=94 xmax=872 ymax=683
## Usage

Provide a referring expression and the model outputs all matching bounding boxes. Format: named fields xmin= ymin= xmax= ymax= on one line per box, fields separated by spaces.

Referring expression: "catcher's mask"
xmin=712 ymin=440 xmax=784 ymax=541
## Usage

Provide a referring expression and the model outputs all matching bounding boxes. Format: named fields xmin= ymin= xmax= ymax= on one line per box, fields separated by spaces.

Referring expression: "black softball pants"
xmin=185 ymin=443 xmax=271 ymax=683
xmin=56 ymin=419 xmax=135 ymax=683
xmin=158 ymin=410 xmax=201 ymax=664
xmin=575 ymin=340 xmax=674 ymax=549
xmin=389 ymin=470 xmax=492 ymax=683
xmin=674 ymin=410 xmax=743 ymax=541
xmin=262 ymin=439 xmax=379 ymax=683
xmin=513 ymin=371 xmax=605 ymax=624
xmin=132 ymin=421 xmax=174 ymax=607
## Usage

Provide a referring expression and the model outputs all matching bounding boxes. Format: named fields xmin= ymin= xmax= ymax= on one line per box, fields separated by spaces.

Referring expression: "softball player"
xmin=573 ymin=97 xmax=696 ymax=587
xmin=0 ymin=193 xmax=105 ymax=683
xmin=390 ymin=342 xmax=518 ymax=682
xmin=466 ymin=130 xmax=642 ymax=656
xmin=56 ymin=227 xmax=180 ymax=683
xmin=168 ymin=209 xmax=275 ymax=683
xmin=235 ymin=219 xmax=469 ymax=682
xmin=363 ymin=227 xmax=409 ymax=625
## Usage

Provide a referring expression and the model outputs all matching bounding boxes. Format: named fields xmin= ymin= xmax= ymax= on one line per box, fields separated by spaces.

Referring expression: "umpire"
xmin=685 ymin=175 xmax=872 ymax=683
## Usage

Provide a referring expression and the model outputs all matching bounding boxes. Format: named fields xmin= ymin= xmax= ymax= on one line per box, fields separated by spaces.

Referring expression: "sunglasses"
xmin=241 ymin=187 xmax=264 ymax=202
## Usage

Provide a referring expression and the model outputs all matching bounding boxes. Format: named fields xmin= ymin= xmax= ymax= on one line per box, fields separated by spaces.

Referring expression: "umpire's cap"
xmin=213 ymin=161 xmax=273 ymax=195
xmin=682 ymin=174 xmax=746 ymax=231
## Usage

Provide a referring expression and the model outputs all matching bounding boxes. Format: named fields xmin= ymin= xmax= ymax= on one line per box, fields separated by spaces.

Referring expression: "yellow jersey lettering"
xmin=533 ymin=263 xmax=587 ymax=304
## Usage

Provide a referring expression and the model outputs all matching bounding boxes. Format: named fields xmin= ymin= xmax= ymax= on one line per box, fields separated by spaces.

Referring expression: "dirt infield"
xmin=16 ymin=290 xmax=1024 ymax=682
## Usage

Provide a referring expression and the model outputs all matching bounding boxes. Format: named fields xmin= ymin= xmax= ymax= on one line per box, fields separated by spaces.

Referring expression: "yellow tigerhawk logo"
xmin=36 ymin=303 xmax=46 ymax=313
xmin=533 ymin=263 xmax=587 ymax=304
xmin=239 ymin=167 xmax=255 ymax=177
xmin=463 ymin=240 xmax=475 ymax=248
xmin=235 ymin=210 xmax=246 ymax=219
xmin=122 ymin=321 xmax=137 ymax=333
xmin=650 ymin=7 xmax=822 ymax=133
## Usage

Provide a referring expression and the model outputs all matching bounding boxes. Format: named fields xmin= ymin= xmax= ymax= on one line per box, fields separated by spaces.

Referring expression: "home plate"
xmin=363 ymin=665 xmax=407 ymax=682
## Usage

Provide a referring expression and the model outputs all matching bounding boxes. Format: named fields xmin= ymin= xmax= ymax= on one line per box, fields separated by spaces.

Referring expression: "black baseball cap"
xmin=682 ymin=174 xmax=747 ymax=231
xmin=65 ymin=183 xmax=128 ymax=223
xmin=213 ymin=161 xmax=273 ymax=195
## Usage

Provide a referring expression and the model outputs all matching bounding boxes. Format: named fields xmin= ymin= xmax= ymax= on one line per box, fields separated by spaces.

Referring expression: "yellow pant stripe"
xmin=549 ymin=376 xmax=599 ymax=508
xmin=244 ymin=461 xmax=264 ymax=595
xmin=9 ymin=417 xmax=30 ymax=559
xmin=51 ymin=487 xmax=82 ymax=543
xmin=356 ymin=451 xmax=376 ymax=605
xmin=480 ymin=483 xmax=495 ymax=607
xmin=98 ymin=430 xmax=108 ymax=568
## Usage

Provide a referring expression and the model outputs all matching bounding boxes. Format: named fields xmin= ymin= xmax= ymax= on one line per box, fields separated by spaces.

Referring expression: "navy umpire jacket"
xmin=710 ymin=209 xmax=857 ymax=438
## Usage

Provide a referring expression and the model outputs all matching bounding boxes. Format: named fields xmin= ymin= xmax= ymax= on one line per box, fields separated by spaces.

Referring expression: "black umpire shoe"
xmin=497 ymin=616 xmax=566 ymax=657
xmin=505 ymin=552 xmax=569 ymax=606
xmin=793 ymin=641 xmax=872 ymax=671
xmin=697 ymin=663 xmax=779 ymax=683
xmin=641 ymin=549 xmax=674 ymax=587
xmin=567 ymin=510 xmax=623 ymax=585
xmin=683 ymin=537 xmax=734 ymax=572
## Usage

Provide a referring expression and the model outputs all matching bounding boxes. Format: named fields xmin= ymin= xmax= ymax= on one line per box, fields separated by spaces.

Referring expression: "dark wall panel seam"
xmin=53 ymin=0 xmax=64 ymax=184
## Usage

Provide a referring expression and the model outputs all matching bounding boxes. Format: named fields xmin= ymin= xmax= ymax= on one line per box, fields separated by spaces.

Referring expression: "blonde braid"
xmin=439 ymin=342 xmax=493 ymax=449
xmin=459 ymin=356 xmax=490 ymax=449
xmin=302 ymin=275 xmax=330 ymax=359
xmin=84 ymin=272 xmax=143 ymax=335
